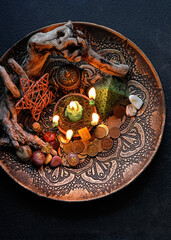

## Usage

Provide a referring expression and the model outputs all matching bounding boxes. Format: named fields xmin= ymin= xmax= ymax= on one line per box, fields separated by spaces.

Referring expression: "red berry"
xmin=32 ymin=150 xmax=46 ymax=167
xmin=43 ymin=131 xmax=56 ymax=142
xmin=50 ymin=156 xmax=62 ymax=168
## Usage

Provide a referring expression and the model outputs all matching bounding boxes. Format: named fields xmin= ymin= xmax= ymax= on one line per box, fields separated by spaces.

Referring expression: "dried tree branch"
xmin=0 ymin=66 xmax=20 ymax=98
xmin=8 ymin=58 xmax=28 ymax=79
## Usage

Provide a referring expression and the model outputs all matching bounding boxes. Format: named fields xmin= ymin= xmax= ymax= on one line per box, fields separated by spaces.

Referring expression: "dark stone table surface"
xmin=0 ymin=1 xmax=170 ymax=239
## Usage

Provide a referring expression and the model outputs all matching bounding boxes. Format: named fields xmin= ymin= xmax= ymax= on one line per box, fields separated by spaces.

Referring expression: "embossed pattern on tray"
xmin=0 ymin=22 xmax=165 ymax=201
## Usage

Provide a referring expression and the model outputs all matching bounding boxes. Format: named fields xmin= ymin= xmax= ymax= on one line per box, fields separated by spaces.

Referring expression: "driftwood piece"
xmin=0 ymin=66 xmax=20 ymax=98
xmin=82 ymin=48 xmax=129 ymax=78
xmin=0 ymin=93 xmax=46 ymax=149
xmin=25 ymin=133 xmax=45 ymax=148
xmin=8 ymin=58 xmax=28 ymax=79
xmin=1 ymin=102 xmax=22 ymax=147
xmin=26 ymin=21 xmax=74 ymax=77
xmin=26 ymin=21 xmax=129 ymax=78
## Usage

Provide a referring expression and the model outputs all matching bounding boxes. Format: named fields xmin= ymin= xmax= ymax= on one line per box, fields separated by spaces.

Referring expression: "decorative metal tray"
xmin=0 ymin=22 xmax=165 ymax=201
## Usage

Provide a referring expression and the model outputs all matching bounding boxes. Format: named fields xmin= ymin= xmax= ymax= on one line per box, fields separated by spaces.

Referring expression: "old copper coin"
xmin=98 ymin=124 xmax=109 ymax=136
xmin=95 ymin=126 xmax=106 ymax=139
xmin=79 ymin=141 xmax=90 ymax=155
xmin=72 ymin=140 xmax=85 ymax=154
xmin=92 ymin=138 xmax=103 ymax=152
xmin=101 ymin=137 xmax=113 ymax=150
xmin=67 ymin=152 xmax=79 ymax=166
xmin=63 ymin=142 xmax=73 ymax=154
xmin=107 ymin=115 xmax=122 ymax=130
xmin=113 ymin=105 xmax=126 ymax=118
xmin=87 ymin=144 xmax=98 ymax=157
xmin=78 ymin=154 xmax=87 ymax=159
xmin=109 ymin=127 xmax=121 ymax=139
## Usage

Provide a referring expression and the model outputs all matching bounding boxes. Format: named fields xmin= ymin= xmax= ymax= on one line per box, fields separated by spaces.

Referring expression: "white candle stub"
xmin=91 ymin=113 xmax=99 ymax=126
xmin=126 ymin=104 xmax=137 ymax=117
xmin=129 ymin=95 xmax=143 ymax=110
xmin=53 ymin=115 xmax=59 ymax=124
xmin=66 ymin=129 xmax=74 ymax=141
xmin=69 ymin=101 xmax=77 ymax=111
xmin=88 ymin=87 xmax=96 ymax=100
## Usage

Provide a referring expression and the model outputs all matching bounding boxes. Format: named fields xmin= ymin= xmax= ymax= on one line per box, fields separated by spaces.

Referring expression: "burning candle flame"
xmin=66 ymin=129 xmax=74 ymax=141
xmin=70 ymin=101 xmax=77 ymax=111
xmin=53 ymin=115 xmax=59 ymax=124
xmin=91 ymin=113 xmax=99 ymax=126
xmin=88 ymin=87 xmax=96 ymax=100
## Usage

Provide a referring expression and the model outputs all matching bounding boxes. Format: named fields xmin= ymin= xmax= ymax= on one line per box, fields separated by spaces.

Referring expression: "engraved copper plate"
xmin=0 ymin=22 xmax=165 ymax=202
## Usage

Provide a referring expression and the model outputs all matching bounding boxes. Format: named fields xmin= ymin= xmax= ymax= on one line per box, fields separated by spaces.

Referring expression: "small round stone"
xmin=101 ymin=137 xmax=113 ymax=150
xmin=67 ymin=152 xmax=79 ymax=166
xmin=43 ymin=131 xmax=56 ymax=142
xmin=50 ymin=156 xmax=62 ymax=167
xmin=126 ymin=104 xmax=137 ymax=117
xmin=109 ymin=127 xmax=120 ymax=139
xmin=95 ymin=126 xmax=106 ymax=139
xmin=113 ymin=105 xmax=126 ymax=118
xmin=16 ymin=145 xmax=32 ymax=162
xmin=72 ymin=140 xmax=85 ymax=154
xmin=32 ymin=150 xmax=46 ymax=167
xmin=87 ymin=144 xmax=98 ymax=157
xmin=45 ymin=153 xmax=53 ymax=165
xmin=129 ymin=95 xmax=143 ymax=110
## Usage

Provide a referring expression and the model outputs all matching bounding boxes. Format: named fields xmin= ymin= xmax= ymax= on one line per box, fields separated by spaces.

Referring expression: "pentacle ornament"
xmin=0 ymin=21 xmax=165 ymax=202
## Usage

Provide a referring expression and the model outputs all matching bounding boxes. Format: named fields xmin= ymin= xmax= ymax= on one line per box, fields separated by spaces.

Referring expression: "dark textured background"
xmin=0 ymin=0 xmax=170 ymax=239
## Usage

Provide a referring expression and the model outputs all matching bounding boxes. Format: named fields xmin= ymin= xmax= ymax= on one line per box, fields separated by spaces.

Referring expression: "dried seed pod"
xmin=32 ymin=122 xmax=42 ymax=132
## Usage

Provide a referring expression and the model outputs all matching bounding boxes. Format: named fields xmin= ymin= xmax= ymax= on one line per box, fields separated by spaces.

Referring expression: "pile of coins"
xmin=58 ymin=104 xmax=126 ymax=167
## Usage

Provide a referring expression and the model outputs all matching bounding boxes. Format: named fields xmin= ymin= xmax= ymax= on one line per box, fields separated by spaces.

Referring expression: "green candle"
xmin=65 ymin=101 xmax=83 ymax=122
